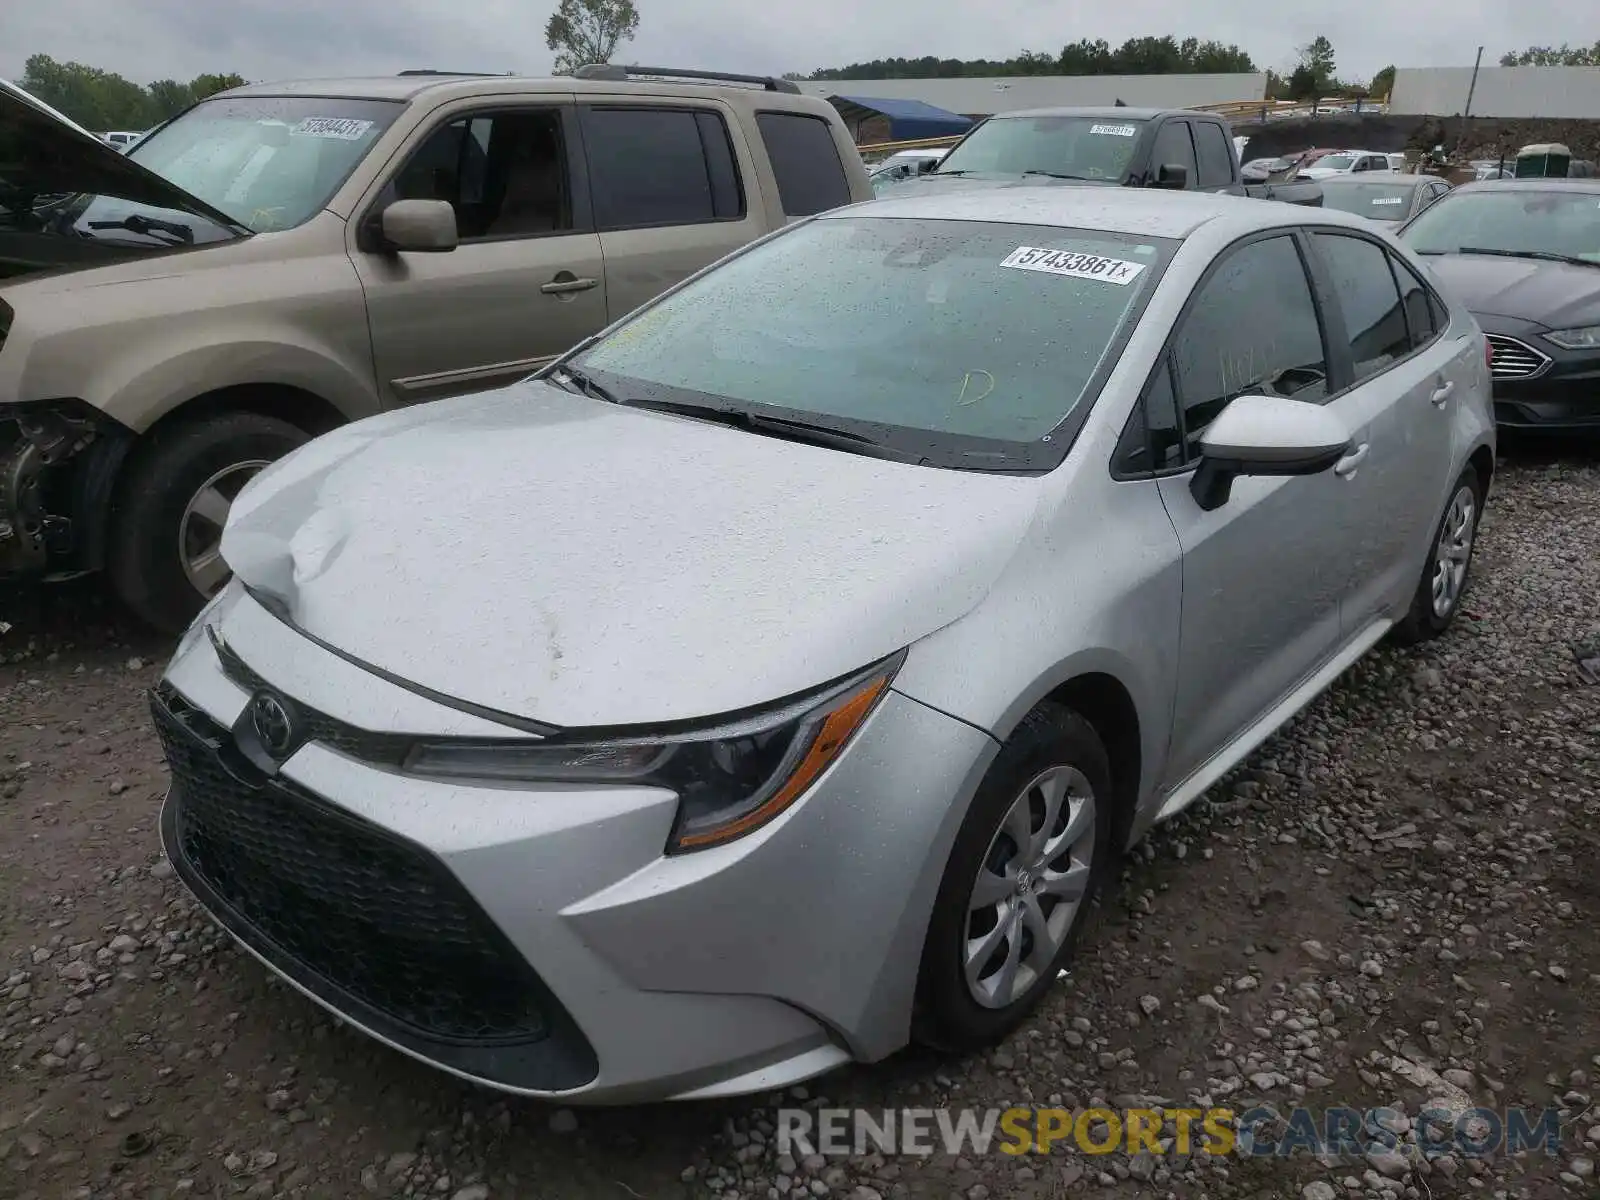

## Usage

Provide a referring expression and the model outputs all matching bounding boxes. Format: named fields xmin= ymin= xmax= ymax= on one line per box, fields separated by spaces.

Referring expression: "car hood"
xmin=220 ymin=380 xmax=1044 ymax=729
xmin=1420 ymin=252 xmax=1600 ymax=329
xmin=898 ymin=173 xmax=1116 ymax=195
xmin=0 ymin=85 xmax=224 ymax=219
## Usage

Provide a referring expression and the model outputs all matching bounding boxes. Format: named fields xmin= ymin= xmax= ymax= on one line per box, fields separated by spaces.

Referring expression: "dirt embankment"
xmin=1234 ymin=113 xmax=1600 ymax=164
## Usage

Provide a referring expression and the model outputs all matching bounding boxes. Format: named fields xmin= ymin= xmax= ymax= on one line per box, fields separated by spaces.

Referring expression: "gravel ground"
xmin=1 ymin=446 xmax=1597 ymax=1200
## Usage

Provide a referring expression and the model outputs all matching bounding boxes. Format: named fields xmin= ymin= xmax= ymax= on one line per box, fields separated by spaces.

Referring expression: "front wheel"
xmin=1392 ymin=465 xmax=1485 ymax=646
xmin=108 ymin=413 xmax=309 ymax=634
xmin=913 ymin=703 xmax=1113 ymax=1052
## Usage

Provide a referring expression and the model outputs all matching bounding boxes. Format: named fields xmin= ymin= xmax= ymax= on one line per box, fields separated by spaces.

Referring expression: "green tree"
xmin=1058 ymin=38 xmax=1114 ymax=74
xmin=1499 ymin=42 xmax=1600 ymax=66
xmin=544 ymin=0 xmax=640 ymax=75
xmin=20 ymin=53 xmax=156 ymax=130
xmin=802 ymin=34 xmax=1254 ymax=80
xmin=1369 ymin=64 xmax=1396 ymax=98
xmin=188 ymin=72 xmax=247 ymax=101
xmin=1296 ymin=36 xmax=1337 ymax=93
xmin=147 ymin=79 xmax=195 ymax=121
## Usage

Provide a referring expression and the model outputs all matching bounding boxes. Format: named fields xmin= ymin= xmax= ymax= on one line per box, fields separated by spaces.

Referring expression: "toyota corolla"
xmin=154 ymin=187 xmax=1494 ymax=1104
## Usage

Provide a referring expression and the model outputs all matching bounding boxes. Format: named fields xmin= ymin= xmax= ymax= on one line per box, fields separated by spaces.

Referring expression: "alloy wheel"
xmin=179 ymin=460 xmax=269 ymax=597
xmin=963 ymin=765 xmax=1097 ymax=1010
xmin=1430 ymin=483 xmax=1477 ymax=619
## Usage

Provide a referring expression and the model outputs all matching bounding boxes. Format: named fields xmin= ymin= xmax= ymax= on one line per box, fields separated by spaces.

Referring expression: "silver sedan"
xmin=154 ymin=186 xmax=1495 ymax=1104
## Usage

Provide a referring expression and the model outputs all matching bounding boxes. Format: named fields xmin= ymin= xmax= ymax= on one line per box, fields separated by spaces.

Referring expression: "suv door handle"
xmin=1430 ymin=380 xmax=1455 ymax=407
xmin=1333 ymin=442 xmax=1369 ymax=477
xmin=541 ymin=275 xmax=598 ymax=295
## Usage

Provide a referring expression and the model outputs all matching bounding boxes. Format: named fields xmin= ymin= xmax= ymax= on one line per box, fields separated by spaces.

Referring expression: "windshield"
xmin=569 ymin=216 xmax=1173 ymax=471
xmin=1316 ymin=155 xmax=1357 ymax=171
xmin=129 ymin=96 xmax=403 ymax=231
xmin=1400 ymin=188 xmax=1600 ymax=261
xmin=1320 ymin=182 xmax=1416 ymax=221
xmin=934 ymin=116 xmax=1146 ymax=180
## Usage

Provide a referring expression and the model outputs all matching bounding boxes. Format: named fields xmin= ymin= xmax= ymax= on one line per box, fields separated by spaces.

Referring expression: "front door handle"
xmin=1430 ymin=380 xmax=1455 ymax=407
xmin=541 ymin=274 xmax=598 ymax=296
xmin=1333 ymin=442 xmax=1370 ymax=478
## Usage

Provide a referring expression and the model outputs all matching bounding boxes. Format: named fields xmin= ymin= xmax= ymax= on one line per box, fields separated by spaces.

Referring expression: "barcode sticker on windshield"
xmin=1000 ymin=246 xmax=1147 ymax=285
xmin=1371 ymin=196 xmax=1405 ymax=205
xmin=292 ymin=117 xmax=374 ymax=140
xmin=1090 ymin=123 xmax=1138 ymax=137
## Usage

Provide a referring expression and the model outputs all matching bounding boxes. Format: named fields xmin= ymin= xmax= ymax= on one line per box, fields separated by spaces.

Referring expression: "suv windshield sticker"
xmin=292 ymin=117 xmax=374 ymax=140
xmin=1090 ymin=124 xmax=1138 ymax=137
xmin=1000 ymin=246 xmax=1147 ymax=285
xmin=1371 ymin=196 xmax=1405 ymax=205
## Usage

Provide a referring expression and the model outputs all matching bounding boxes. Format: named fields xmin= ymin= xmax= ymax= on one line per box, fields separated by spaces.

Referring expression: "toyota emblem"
xmin=250 ymin=691 xmax=298 ymax=756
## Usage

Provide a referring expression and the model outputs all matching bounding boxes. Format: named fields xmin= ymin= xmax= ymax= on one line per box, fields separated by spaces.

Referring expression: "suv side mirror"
xmin=1154 ymin=163 xmax=1188 ymax=190
xmin=378 ymin=199 xmax=459 ymax=253
xmin=1189 ymin=394 xmax=1352 ymax=511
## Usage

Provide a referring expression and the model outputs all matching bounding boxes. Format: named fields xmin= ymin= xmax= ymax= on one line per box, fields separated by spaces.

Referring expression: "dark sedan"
xmin=1319 ymin=172 xmax=1452 ymax=224
xmin=1398 ymin=179 xmax=1600 ymax=432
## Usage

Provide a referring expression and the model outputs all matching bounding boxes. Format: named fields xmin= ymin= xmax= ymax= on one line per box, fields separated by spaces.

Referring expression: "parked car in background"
xmin=1240 ymin=156 xmax=1297 ymax=182
xmin=154 ymin=187 xmax=1491 ymax=1104
xmin=869 ymin=147 xmax=946 ymax=194
xmin=1386 ymin=153 xmax=1408 ymax=171
xmin=916 ymin=107 xmax=1322 ymax=205
xmin=1399 ymin=178 xmax=1600 ymax=433
xmin=1300 ymin=150 xmax=1391 ymax=180
xmin=0 ymin=65 xmax=870 ymax=632
xmin=1318 ymin=172 xmax=1451 ymax=224
xmin=100 ymin=130 xmax=146 ymax=151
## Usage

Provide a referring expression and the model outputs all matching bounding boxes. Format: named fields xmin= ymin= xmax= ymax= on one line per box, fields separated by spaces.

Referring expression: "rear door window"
xmin=756 ymin=111 xmax=852 ymax=216
xmin=1192 ymin=122 xmax=1235 ymax=189
xmin=1310 ymin=233 xmax=1412 ymax=380
xmin=580 ymin=106 xmax=743 ymax=230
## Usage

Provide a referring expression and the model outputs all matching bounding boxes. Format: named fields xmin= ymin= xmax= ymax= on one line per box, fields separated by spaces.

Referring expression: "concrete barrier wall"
xmin=796 ymin=73 xmax=1268 ymax=117
xmin=1390 ymin=67 xmax=1600 ymax=119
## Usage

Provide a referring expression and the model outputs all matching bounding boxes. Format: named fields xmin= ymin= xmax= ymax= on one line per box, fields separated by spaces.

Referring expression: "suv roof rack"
xmin=397 ymin=69 xmax=513 ymax=77
xmin=572 ymin=63 xmax=801 ymax=94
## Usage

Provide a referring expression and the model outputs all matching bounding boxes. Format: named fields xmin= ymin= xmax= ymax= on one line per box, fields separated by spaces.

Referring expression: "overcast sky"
xmin=1 ymin=0 xmax=1589 ymax=90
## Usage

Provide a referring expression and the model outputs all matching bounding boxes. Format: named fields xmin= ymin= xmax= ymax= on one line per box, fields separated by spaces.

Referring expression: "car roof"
xmin=1320 ymin=172 xmax=1429 ymax=186
xmin=216 ymin=73 xmax=823 ymax=108
xmin=1452 ymin=177 xmax=1600 ymax=195
xmin=985 ymin=106 xmax=1182 ymax=122
xmin=829 ymin=186 xmax=1376 ymax=241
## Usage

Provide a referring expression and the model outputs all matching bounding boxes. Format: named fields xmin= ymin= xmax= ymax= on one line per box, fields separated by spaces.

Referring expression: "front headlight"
xmin=403 ymin=652 xmax=903 ymax=853
xmin=1544 ymin=324 xmax=1600 ymax=350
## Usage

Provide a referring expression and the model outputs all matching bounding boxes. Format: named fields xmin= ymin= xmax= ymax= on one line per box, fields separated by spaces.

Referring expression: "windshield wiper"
xmin=1458 ymin=246 xmax=1600 ymax=268
xmin=86 ymin=213 xmax=194 ymax=244
xmin=1022 ymin=170 xmax=1094 ymax=180
xmin=549 ymin=365 xmax=621 ymax=404
xmin=619 ymin=397 xmax=924 ymax=463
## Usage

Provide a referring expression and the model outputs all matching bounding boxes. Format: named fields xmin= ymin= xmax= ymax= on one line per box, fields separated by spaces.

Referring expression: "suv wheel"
xmin=1392 ymin=465 xmax=1484 ymax=645
xmin=109 ymin=412 xmax=308 ymax=633
xmin=913 ymin=703 xmax=1113 ymax=1052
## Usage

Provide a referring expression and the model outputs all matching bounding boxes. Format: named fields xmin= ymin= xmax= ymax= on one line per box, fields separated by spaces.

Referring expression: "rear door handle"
xmin=1333 ymin=442 xmax=1370 ymax=477
xmin=541 ymin=276 xmax=598 ymax=295
xmin=1430 ymin=380 xmax=1455 ymax=407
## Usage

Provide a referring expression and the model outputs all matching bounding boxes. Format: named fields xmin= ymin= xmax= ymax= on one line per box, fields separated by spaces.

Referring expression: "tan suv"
xmin=0 ymin=66 xmax=870 ymax=631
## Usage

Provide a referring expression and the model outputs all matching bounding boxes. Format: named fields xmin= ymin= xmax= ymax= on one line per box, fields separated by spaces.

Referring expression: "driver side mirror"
xmin=1154 ymin=163 xmax=1188 ymax=190
xmin=1188 ymin=394 xmax=1353 ymax=511
xmin=376 ymin=198 xmax=459 ymax=253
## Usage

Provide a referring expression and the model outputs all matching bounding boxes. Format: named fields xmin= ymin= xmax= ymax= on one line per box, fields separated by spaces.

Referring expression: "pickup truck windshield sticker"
xmin=1090 ymin=124 xmax=1138 ymax=137
xmin=292 ymin=117 xmax=374 ymax=140
xmin=1000 ymin=246 xmax=1147 ymax=285
xmin=1371 ymin=196 xmax=1405 ymax=205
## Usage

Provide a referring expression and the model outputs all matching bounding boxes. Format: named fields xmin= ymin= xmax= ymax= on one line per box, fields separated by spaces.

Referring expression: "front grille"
xmin=207 ymin=630 xmax=413 ymax=766
xmin=1486 ymin=334 xmax=1551 ymax=380
xmin=152 ymin=687 xmax=551 ymax=1045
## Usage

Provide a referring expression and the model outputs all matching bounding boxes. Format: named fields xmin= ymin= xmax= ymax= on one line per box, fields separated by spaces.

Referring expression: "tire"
xmin=108 ymin=412 xmax=309 ymax=634
xmin=913 ymin=702 xmax=1114 ymax=1053
xmin=1391 ymin=465 xmax=1485 ymax=647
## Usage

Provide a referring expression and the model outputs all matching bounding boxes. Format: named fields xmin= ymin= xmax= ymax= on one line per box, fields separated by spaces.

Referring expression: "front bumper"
xmin=154 ymin=584 xmax=995 ymax=1102
xmin=1481 ymin=325 xmax=1600 ymax=431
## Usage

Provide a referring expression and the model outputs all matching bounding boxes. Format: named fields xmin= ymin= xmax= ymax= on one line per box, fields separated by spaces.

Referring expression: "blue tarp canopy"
xmin=829 ymin=95 xmax=973 ymax=140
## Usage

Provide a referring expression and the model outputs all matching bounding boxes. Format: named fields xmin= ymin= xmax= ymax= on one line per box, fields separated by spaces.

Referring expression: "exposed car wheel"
xmin=1392 ymin=466 xmax=1485 ymax=646
xmin=109 ymin=412 xmax=308 ymax=634
xmin=913 ymin=702 xmax=1113 ymax=1052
